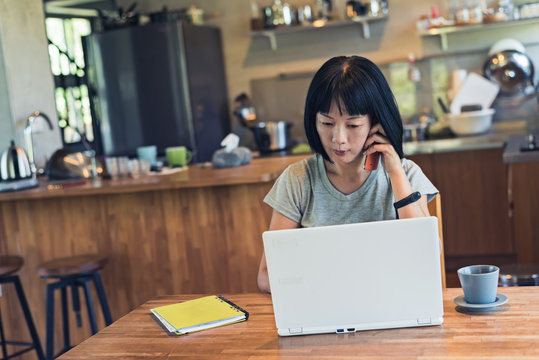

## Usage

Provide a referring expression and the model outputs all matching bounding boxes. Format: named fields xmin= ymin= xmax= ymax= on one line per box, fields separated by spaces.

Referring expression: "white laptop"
xmin=263 ymin=216 xmax=444 ymax=336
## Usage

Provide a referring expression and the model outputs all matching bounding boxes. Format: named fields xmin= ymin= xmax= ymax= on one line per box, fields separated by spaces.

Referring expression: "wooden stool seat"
xmin=38 ymin=254 xmax=108 ymax=278
xmin=37 ymin=253 xmax=112 ymax=359
xmin=0 ymin=255 xmax=23 ymax=277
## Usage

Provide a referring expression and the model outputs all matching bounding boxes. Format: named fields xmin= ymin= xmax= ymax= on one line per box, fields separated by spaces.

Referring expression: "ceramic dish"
xmin=453 ymin=293 xmax=508 ymax=311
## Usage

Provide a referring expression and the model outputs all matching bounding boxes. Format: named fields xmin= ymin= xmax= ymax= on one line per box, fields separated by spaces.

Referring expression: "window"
xmin=45 ymin=17 xmax=94 ymax=150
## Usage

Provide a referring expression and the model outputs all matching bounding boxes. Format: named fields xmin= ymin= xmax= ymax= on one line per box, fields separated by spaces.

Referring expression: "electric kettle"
xmin=0 ymin=111 xmax=53 ymax=192
xmin=0 ymin=140 xmax=33 ymax=180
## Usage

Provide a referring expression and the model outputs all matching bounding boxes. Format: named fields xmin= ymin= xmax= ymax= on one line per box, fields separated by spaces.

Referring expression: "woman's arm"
xmin=386 ymin=170 xmax=430 ymax=219
xmin=257 ymin=210 xmax=300 ymax=293
xmin=363 ymin=124 xmax=429 ymax=219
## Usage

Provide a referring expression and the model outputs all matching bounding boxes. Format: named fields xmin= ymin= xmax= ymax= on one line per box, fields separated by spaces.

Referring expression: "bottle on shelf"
xmin=408 ymin=53 xmax=421 ymax=83
xmin=380 ymin=0 xmax=389 ymax=15
xmin=250 ymin=2 xmax=264 ymax=31
xmin=272 ymin=0 xmax=285 ymax=26
xmin=369 ymin=0 xmax=381 ymax=16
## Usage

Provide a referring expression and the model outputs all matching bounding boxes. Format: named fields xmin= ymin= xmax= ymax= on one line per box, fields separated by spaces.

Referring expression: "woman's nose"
xmin=332 ymin=126 xmax=347 ymax=144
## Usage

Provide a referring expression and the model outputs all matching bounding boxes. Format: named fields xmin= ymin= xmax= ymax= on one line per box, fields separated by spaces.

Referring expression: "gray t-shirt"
xmin=264 ymin=154 xmax=439 ymax=227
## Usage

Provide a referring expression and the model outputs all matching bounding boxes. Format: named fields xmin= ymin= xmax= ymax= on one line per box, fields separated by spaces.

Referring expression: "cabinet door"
xmin=511 ymin=161 xmax=539 ymax=264
xmin=409 ymin=148 xmax=514 ymax=259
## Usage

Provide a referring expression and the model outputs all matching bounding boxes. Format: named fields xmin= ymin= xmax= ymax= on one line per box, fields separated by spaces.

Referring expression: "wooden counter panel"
xmin=510 ymin=161 xmax=539 ymax=264
xmin=409 ymin=148 xmax=515 ymax=287
xmin=0 ymin=155 xmax=307 ymax=202
xmin=411 ymin=148 xmax=513 ymax=257
xmin=432 ymin=148 xmax=513 ymax=256
xmin=0 ymin=181 xmax=274 ymax=357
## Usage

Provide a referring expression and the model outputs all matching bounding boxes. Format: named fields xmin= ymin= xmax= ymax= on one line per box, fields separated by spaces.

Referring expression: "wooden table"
xmin=59 ymin=287 xmax=539 ymax=359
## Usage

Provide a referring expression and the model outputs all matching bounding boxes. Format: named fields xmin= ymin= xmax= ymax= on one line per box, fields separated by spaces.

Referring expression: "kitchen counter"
xmin=0 ymin=120 xmax=528 ymax=203
xmin=503 ymin=133 xmax=539 ymax=163
xmin=0 ymin=154 xmax=307 ymax=202
xmin=404 ymin=120 xmax=527 ymax=155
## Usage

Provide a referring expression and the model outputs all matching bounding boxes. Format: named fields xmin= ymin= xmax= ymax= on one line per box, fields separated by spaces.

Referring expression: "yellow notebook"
xmin=150 ymin=295 xmax=249 ymax=335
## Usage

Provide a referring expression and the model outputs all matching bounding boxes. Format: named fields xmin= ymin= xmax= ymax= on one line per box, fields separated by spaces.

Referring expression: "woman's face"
xmin=316 ymin=100 xmax=372 ymax=166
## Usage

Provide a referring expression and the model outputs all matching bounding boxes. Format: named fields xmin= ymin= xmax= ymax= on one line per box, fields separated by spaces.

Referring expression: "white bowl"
xmin=446 ymin=108 xmax=495 ymax=136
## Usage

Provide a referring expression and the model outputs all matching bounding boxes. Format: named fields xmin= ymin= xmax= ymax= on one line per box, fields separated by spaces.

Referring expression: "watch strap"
xmin=393 ymin=191 xmax=422 ymax=218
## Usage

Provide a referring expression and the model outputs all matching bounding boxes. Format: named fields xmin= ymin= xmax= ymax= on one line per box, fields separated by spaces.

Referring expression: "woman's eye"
xmin=347 ymin=124 xmax=360 ymax=128
xmin=322 ymin=122 xmax=333 ymax=126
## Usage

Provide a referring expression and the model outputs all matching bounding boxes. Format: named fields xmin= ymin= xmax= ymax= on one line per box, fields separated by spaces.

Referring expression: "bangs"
xmin=315 ymin=66 xmax=375 ymax=120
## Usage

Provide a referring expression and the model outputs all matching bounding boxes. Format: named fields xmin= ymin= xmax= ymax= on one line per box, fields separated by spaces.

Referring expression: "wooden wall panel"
xmin=0 ymin=181 xmax=273 ymax=358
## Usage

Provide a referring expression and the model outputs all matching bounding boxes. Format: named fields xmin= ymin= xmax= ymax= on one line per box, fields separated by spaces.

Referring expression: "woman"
xmin=257 ymin=56 xmax=438 ymax=293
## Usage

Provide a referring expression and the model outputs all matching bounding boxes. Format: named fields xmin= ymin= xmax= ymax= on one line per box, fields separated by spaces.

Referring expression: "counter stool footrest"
xmin=0 ymin=341 xmax=40 ymax=360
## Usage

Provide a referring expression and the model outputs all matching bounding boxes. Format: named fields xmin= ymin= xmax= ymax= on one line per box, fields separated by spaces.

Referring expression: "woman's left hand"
xmin=363 ymin=124 xmax=402 ymax=175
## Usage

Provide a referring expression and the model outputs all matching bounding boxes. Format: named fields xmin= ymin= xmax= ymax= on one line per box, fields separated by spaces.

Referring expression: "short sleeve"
xmin=263 ymin=163 xmax=308 ymax=223
xmin=402 ymin=159 xmax=439 ymax=203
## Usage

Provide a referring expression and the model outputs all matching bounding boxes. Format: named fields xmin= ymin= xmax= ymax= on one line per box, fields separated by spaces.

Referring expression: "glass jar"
xmin=484 ymin=0 xmax=514 ymax=22
xmin=468 ymin=0 xmax=484 ymax=23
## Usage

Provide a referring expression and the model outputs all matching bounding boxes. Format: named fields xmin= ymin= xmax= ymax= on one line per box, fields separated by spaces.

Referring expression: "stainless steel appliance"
xmin=250 ymin=121 xmax=293 ymax=153
xmin=83 ymin=21 xmax=230 ymax=162
xmin=233 ymin=93 xmax=293 ymax=153
xmin=0 ymin=111 xmax=53 ymax=192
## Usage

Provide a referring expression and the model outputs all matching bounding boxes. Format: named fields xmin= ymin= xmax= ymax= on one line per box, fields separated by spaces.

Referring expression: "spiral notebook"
xmin=151 ymin=295 xmax=249 ymax=335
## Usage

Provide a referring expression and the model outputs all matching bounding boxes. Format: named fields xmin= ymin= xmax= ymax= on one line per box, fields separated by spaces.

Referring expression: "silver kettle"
xmin=0 ymin=111 xmax=53 ymax=186
xmin=0 ymin=140 xmax=33 ymax=181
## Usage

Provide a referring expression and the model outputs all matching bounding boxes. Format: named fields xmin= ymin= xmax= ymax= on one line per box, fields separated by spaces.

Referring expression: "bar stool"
xmin=37 ymin=254 xmax=112 ymax=360
xmin=499 ymin=264 xmax=539 ymax=286
xmin=0 ymin=255 xmax=45 ymax=360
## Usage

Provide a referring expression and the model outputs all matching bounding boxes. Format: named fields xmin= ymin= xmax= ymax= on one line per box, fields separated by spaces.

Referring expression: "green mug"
xmin=166 ymin=146 xmax=192 ymax=167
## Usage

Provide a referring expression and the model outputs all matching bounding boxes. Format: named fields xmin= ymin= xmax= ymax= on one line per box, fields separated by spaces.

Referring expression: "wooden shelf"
xmin=250 ymin=14 xmax=389 ymax=50
xmin=418 ymin=17 xmax=539 ymax=51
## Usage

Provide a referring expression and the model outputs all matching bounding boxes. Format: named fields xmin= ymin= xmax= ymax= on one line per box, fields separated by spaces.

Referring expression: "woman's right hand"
xmin=257 ymin=210 xmax=300 ymax=293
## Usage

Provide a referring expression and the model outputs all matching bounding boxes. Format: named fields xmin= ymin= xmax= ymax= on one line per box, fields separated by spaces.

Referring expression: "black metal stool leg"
xmin=92 ymin=272 xmax=112 ymax=325
xmin=70 ymin=281 xmax=82 ymax=328
xmin=13 ymin=276 xmax=45 ymax=360
xmin=81 ymin=280 xmax=98 ymax=334
xmin=60 ymin=286 xmax=70 ymax=352
xmin=0 ymin=308 xmax=9 ymax=360
xmin=45 ymin=283 xmax=56 ymax=360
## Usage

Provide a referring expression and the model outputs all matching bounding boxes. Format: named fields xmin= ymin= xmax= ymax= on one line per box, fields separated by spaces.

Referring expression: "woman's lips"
xmin=333 ymin=149 xmax=347 ymax=156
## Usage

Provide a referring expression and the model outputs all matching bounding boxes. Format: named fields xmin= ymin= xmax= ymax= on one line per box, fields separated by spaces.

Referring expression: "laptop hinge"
xmin=417 ymin=318 xmax=432 ymax=325
xmin=289 ymin=327 xmax=303 ymax=334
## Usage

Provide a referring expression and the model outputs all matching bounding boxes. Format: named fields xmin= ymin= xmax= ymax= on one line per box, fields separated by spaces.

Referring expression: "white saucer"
xmin=453 ymin=293 xmax=508 ymax=311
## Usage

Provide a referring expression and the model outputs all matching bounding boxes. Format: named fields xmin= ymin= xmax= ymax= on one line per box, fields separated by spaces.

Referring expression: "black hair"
xmin=304 ymin=56 xmax=404 ymax=161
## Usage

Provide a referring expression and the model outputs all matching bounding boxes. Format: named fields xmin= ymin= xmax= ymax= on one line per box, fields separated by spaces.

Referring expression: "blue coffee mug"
xmin=457 ymin=265 xmax=499 ymax=304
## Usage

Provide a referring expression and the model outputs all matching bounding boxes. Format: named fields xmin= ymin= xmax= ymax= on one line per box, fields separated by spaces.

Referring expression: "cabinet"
xmin=409 ymin=148 xmax=515 ymax=287
xmin=250 ymin=14 xmax=388 ymax=50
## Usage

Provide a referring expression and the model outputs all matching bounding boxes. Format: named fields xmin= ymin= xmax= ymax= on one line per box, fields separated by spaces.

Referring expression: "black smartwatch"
xmin=393 ymin=191 xmax=421 ymax=218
